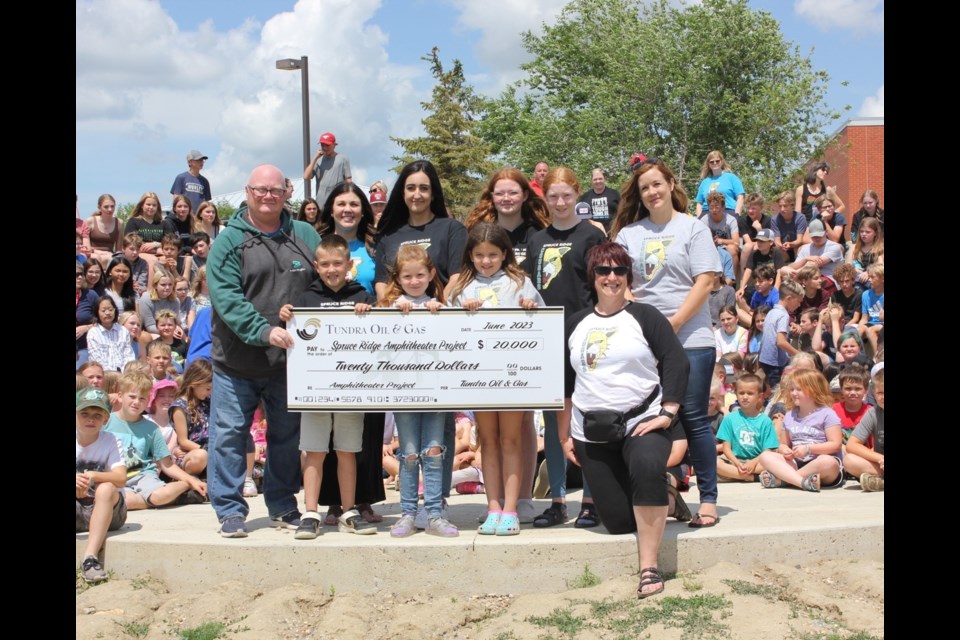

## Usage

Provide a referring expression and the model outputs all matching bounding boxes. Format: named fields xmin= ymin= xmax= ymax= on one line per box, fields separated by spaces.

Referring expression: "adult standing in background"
xmin=611 ymin=159 xmax=723 ymax=529
xmin=304 ymin=132 xmax=352 ymax=207
xmin=694 ymin=150 xmax=744 ymax=220
xmin=206 ymin=164 xmax=321 ymax=538
xmin=171 ymin=150 xmax=213 ymax=214
xmin=529 ymin=161 xmax=549 ymax=198
xmin=578 ymin=168 xmax=620 ymax=233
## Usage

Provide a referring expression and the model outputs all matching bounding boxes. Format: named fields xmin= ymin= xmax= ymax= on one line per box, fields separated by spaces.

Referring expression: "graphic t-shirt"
xmin=716 ymin=410 xmax=779 ymax=459
xmin=76 ymin=431 xmax=125 ymax=497
xmin=105 ymin=413 xmax=171 ymax=477
xmin=577 ymin=188 xmax=620 ymax=231
xmin=522 ymin=222 xmax=606 ymax=316
xmin=782 ymin=406 xmax=841 ymax=462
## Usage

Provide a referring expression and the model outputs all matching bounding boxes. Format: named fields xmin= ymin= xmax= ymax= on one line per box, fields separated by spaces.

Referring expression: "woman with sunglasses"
xmin=562 ymin=242 xmax=689 ymax=599
xmin=795 ymin=161 xmax=846 ymax=223
xmin=611 ymin=159 xmax=723 ymax=529
xmin=693 ymin=150 xmax=745 ymax=220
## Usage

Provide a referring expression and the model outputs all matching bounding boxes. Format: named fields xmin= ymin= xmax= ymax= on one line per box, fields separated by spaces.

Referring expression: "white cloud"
xmin=858 ymin=84 xmax=883 ymax=117
xmin=450 ymin=0 xmax=567 ymax=95
xmin=794 ymin=0 xmax=883 ymax=34
xmin=76 ymin=0 xmax=425 ymax=204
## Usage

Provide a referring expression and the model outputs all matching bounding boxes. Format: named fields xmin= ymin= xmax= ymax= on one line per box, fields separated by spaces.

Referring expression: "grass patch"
xmin=179 ymin=621 xmax=226 ymax=640
xmin=116 ymin=621 xmax=149 ymax=638
xmin=797 ymin=632 xmax=882 ymax=640
xmin=526 ymin=608 xmax=587 ymax=637
xmin=493 ymin=633 xmax=519 ymax=640
xmin=567 ymin=564 xmax=602 ymax=589
xmin=722 ymin=578 xmax=784 ymax=599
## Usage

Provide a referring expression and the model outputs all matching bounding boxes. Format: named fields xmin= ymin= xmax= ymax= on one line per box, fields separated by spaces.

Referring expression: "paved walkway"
xmin=76 ymin=480 xmax=883 ymax=595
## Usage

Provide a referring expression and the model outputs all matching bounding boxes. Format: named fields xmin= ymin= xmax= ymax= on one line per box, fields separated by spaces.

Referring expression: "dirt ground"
xmin=76 ymin=558 xmax=883 ymax=639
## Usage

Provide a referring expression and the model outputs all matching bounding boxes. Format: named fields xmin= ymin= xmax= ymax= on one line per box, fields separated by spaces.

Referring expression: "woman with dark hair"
xmin=795 ymin=162 xmax=846 ymax=222
xmin=373 ymin=160 xmax=468 ymax=301
xmin=103 ymin=256 xmax=138 ymax=313
xmin=611 ymin=159 xmax=723 ymax=529
xmin=372 ymin=160 xmax=467 ymax=526
xmin=312 ymin=183 xmax=386 ymax=525
xmin=76 ymin=260 xmax=100 ymax=367
xmin=317 ymin=184 xmax=377 ymax=294
xmin=296 ymin=197 xmax=322 ymax=233
xmin=562 ymin=242 xmax=689 ymax=599
xmin=83 ymin=259 xmax=106 ymax=297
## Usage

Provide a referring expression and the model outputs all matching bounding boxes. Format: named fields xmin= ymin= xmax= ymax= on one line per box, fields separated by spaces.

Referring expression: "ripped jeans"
xmin=395 ymin=412 xmax=446 ymax=518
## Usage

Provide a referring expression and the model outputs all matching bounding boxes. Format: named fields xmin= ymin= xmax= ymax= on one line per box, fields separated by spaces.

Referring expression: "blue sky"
xmin=76 ymin=0 xmax=883 ymax=211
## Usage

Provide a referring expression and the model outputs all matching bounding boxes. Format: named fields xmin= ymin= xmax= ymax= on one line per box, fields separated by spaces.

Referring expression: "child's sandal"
xmin=800 ymin=474 xmax=821 ymax=492
xmin=759 ymin=470 xmax=782 ymax=489
xmin=478 ymin=512 xmax=501 ymax=535
xmin=637 ymin=567 xmax=665 ymax=599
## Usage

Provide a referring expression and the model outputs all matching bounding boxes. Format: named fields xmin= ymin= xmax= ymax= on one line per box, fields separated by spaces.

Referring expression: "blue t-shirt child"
xmin=861 ymin=289 xmax=884 ymax=326
xmin=759 ymin=304 xmax=791 ymax=367
xmin=750 ymin=288 xmax=779 ymax=309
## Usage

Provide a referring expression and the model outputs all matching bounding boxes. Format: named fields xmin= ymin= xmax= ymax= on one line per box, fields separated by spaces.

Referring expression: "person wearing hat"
xmin=304 ymin=132 xmax=352 ymax=207
xmin=782 ymin=218 xmax=844 ymax=283
xmin=369 ymin=189 xmax=387 ymax=225
xmin=76 ymin=387 xmax=128 ymax=584
xmin=171 ymin=150 xmax=213 ymax=214
xmin=736 ymin=193 xmax=773 ymax=278
xmin=737 ymin=228 xmax=785 ymax=308
xmin=630 ymin=152 xmax=648 ymax=172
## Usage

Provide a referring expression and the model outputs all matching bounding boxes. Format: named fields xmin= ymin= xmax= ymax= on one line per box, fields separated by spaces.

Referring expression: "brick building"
xmin=817 ymin=117 xmax=884 ymax=212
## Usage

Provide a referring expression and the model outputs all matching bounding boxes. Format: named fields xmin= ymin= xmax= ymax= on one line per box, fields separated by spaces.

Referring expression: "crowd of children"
xmin=77 ymin=175 xmax=884 ymax=583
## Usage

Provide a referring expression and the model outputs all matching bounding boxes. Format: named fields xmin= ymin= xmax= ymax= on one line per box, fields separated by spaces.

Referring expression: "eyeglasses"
xmin=247 ymin=186 xmax=285 ymax=198
xmin=708 ymin=159 xmax=722 ymax=165
xmin=76 ymin=272 xmax=84 ymax=277
xmin=595 ymin=265 xmax=629 ymax=276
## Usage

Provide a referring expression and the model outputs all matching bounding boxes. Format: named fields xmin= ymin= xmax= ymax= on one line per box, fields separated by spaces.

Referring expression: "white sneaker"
xmin=242 ymin=477 xmax=258 ymax=497
xmin=517 ymin=498 xmax=537 ymax=524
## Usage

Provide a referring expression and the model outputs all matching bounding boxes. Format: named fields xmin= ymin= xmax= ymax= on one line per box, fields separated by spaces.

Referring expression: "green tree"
xmin=392 ymin=48 xmax=496 ymax=220
xmin=479 ymin=0 xmax=845 ymax=203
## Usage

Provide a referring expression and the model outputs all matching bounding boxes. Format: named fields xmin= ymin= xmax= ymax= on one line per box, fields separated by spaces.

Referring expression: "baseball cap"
xmin=148 ymin=379 xmax=179 ymax=412
xmin=808 ymin=219 xmax=826 ymax=238
xmin=369 ymin=191 xmax=387 ymax=204
xmin=755 ymin=229 xmax=775 ymax=242
xmin=318 ymin=132 xmax=337 ymax=146
xmin=187 ymin=149 xmax=208 ymax=161
xmin=77 ymin=388 xmax=111 ymax=414
xmin=630 ymin=153 xmax=647 ymax=171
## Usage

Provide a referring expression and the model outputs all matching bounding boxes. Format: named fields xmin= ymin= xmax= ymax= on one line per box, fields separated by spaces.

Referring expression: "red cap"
xmin=318 ymin=132 xmax=337 ymax=146
xmin=369 ymin=191 xmax=387 ymax=204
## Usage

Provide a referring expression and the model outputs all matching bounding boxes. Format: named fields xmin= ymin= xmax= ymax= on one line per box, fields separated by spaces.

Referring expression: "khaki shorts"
xmin=300 ymin=412 xmax=364 ymax=453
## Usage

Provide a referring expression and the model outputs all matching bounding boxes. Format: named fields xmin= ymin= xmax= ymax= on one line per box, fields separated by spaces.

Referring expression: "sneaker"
xmin=270 ymin=510 xmax=302 ymax=529
xmin=80 ymin=555 xmax=107 ymax=584
xmin=339 ymin=508 xmax=377 ymax=535
xmin=391 ymin=514 xmax=417 ymax=538
xmin=294 ymin=513 xmax=322 ymax=540
xmin=860 ymin=473 xmax=885 ymax=492
xmin=219 ymin=515 xmax=248 ymax=538
xmin=517 ymin=499 xmax=537 ymax=524
xmin=415 ymin=498 xmax=448 ymax=530
xmin=242 ymin=477 xmax=259 ymax=498
xmin=179 ymin=488 xmax=207 ymax=505
xmin=425 ymin=516 xmax=459 ymax=538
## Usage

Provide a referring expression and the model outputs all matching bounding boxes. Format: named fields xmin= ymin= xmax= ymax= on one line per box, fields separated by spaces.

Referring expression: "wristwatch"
xmin=658 ymin=408 xmax=677 ymax=421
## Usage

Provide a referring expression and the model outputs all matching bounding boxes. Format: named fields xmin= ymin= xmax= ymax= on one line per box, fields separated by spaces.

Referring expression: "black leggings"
xmin=574 ymin=425 xmax=672 ymax=535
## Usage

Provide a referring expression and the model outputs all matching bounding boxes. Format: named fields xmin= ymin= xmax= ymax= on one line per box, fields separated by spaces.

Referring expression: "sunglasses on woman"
xmin=595 ymin=265 xmax=629 ymax=276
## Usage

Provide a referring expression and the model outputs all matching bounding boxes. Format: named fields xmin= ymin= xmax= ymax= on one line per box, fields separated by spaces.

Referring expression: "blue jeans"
xmin=208 ymin=370 xmax=302 ymax=521
xmin=541 ymin=410 xmax=595 ymax=500
xmin=681 ymin=348 xmax=718 ymax=505
xmin=443 ymin=412 xmax=455 ymax=498
xmin=395 ymin=412 xmax=446 ymax=517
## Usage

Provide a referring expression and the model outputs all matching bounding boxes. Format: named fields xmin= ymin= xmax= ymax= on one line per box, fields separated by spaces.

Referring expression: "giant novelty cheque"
xmin=286 ymin=308 xmax=565 ymax=412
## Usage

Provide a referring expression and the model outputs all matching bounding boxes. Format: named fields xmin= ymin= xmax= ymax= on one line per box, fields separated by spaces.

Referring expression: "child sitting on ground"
xmin=716 ymin=374 xmax=779 ymax=482
xmin=843 ymin=368 xmax=884 ymax=491
xmin=105 ymin=371 xmax=207 ymax=509
xmin=147 ymin=378 xmax=179 ymax=453
xmin=76 ymin=388 xmax=127 ymax=584
xmin=169 ymin=359 xmax=212 ymax=478
xmin=832 ymin=364 xmax=872 ymax=445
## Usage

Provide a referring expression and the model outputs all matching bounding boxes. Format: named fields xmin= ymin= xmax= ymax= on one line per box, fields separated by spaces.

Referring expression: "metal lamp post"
xmin=275 ymin=56 xmax=311 ymax=200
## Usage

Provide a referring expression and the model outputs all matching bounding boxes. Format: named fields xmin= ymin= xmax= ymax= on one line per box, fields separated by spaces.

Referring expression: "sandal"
xmin=574 ymin=504 xmax=600 ymax=528
xmin=532 ymin=502 xmax=568 ymax=528
xmin=637 ymin=567 xmax=665 ymax=599
xmin=759 ymin=470 xmax=782 ymax=489
xmin=800 ymin=474 xmax=821 ymax=493
xmin=324 ymin=505 xmax=343 ymax=526
xmin=357 ymin=503 xmax=383 ymax=523
xmin=688 ymin=512 xmax=720 ymax=528
xmin=667 ymin=482 xmax=692 ymax=522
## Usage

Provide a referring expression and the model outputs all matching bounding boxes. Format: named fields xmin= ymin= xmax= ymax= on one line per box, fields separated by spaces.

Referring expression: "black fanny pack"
xmin=578 ymin=386 xmax=661 ymax=443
